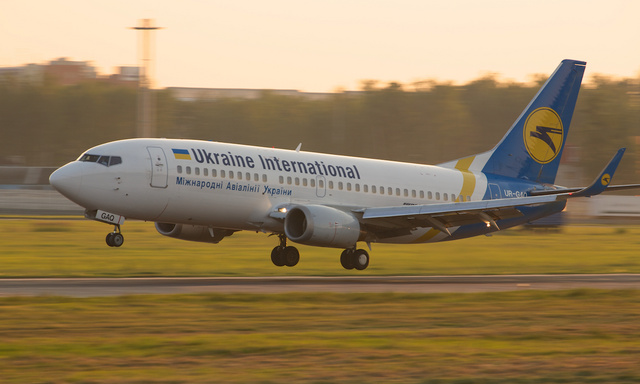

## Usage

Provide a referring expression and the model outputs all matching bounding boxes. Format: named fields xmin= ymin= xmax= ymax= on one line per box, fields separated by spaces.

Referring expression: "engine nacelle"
xmin=155 ymin=223 xmax=234 ymax=244
xmin=284 ymin=205 xmax=361 ymax=248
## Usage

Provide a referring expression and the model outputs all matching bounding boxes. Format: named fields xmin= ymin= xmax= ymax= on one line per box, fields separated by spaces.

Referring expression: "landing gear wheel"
xmin=283 ymin=246 xmax=300 ymax=267
xmin=106 ymin=233 xmax=115 ymax=247
xmin=271 ymin=246 xmax=286 ymax=267
xmin=111 ymin=233 xmax=124 ymax=247
xmin=106 ymin=232 xmax=124 ymax=247
xmin=106 ymin=224 xmax=124 ymax=247
xmin=340 ymin=249 xmax=355 ymax=270
xmin=353 ymin=249 xmax=370 ymax=270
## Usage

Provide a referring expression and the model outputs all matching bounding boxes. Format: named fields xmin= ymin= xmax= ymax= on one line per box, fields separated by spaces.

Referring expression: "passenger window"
xmin=435 ymin=192 xmax=440 ymax=200
xmin=444 ymin=193 xmax=448 ymax=201
xmin=380 ymin=186 xmax=384 ymax=195
xmin=412 ymin=190 xmax=416 ymax=198
xmin=420 ymin=191 xmax=424 ymax=199
xmin=246 ymin=173 xmax=251 ymax=180
xmin=229 ymin=171 xmax=234 ymax=179
xmin=212 ymin=169 xmax=217 ymax=177
xmin=388 ymin=187 xmax=393 ymax=195
xmin=338 ymin=182 xmax=343 ymax=190
xmin=311 ymin=179 xmax=316 ymax=188
xmin=262 ymin=175 xmax=267 ymax=182
xmin=254 ymin=173 xmax=259 ymax=182
xmin=428 ymin=191 xmax=433 ymax=199
xmin=396 ymin=188 xmax=400 ymax=196
xmin=220 ymin=170 xmax=225 ymax=178
xmin=177 ymin=165 xmax=182 ymax=174
xmin=295 ymin=177 xmax=300 ymax=186
xmin=203 ymin=168 xmax=208 ymax=177
xmin=195 ymin=167 xmax=200 ymax=176
xmin=467 ymin=195 xmax=471 ymax=201
xmin=371 ymin=185 xmax=376 ymax=194
xmin=279 ymin=176 xmax=284 ymax=184
xmin=109 ymin=156 xmax=122 ymax=166
xmin=303 ymin=178 xmax=308 ymax=187
xmin=287 ymin=176 xmax=292 ymax=185
xmin=237 ymin=172 xmax=242 ymax=180
xmin=451 ymin=194 xmax=456 ymax=202
xmin=347 ymin=183 xmax=351 ymax=191
xmin=186 ymin=166 xmax=192 ymax=175
xmin=404 ymin=189 xmax=408 ymax=197
xmin=329 ymin=181 xmax=334 ymax=189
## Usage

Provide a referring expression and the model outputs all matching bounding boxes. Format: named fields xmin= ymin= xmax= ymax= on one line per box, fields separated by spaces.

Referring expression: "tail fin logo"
xmin=523 ymin=108 xmax=564 ymax=164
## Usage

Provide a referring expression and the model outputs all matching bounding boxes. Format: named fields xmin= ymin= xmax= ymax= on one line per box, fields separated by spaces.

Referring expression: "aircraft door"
xmin=489 ymin=183 xmax=502 ymax=199
xmin=316 ymin=175 xmax=326 ymax=198
xmin=147 ymin=146 xmax=168 ymax=188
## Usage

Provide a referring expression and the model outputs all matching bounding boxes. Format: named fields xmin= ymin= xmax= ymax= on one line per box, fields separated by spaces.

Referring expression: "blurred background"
xmin=1 ymin=0 xmax=639 ymax=219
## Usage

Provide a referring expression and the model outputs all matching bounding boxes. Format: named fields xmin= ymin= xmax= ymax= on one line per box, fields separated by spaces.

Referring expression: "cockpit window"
xmin=98 ymin=156 xmax=110 ymax=166
xmin=79 ymin=153 xmax=122 ymax=167
xmin=79 ymin=154 xmax=100 ymax=163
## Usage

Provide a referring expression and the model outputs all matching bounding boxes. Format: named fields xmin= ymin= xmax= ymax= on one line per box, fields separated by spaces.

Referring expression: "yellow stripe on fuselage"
xmin=454 ymin=156 xmax=476 ymax=202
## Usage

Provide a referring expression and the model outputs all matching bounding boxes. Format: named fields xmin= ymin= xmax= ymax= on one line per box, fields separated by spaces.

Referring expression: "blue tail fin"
xmin=469 ymin=60 xmax=586 ymax=184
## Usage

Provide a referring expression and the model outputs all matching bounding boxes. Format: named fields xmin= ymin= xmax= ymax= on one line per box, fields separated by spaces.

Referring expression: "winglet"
xmin=570 ymin=148 xmax=625 ymax=197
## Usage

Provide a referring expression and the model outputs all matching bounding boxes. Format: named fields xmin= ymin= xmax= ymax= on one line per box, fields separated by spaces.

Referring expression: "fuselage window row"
xmin=174 ymin=166 xmax=470 ymax=203
xmin=176 ymin=166 xmax=268 ymax=183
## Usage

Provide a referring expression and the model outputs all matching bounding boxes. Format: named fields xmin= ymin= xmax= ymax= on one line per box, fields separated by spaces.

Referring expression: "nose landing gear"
xmin=106 ymin=225 xmax=124 ymax=247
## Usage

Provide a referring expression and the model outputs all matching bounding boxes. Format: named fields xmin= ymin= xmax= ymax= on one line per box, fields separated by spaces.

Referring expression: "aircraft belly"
xmin=155 ymin=185 xmax=271 ymax=229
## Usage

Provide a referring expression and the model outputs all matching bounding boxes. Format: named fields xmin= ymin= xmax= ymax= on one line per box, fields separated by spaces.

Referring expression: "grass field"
xmin=2 ymin=219 xmax=640 ymax=383
xmin=1 ymin=291 xmax=640 ymax=383
xmin=1 ymin=218 xmax=640 ymax=277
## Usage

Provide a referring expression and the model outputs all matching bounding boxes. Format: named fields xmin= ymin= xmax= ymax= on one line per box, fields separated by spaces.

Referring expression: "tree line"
xmin=1 ymin=74 xmax=638 ymax=186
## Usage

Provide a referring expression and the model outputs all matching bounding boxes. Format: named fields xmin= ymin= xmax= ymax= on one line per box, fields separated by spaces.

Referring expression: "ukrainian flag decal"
xmin=172 ymin=148 xmax=191 ymax=160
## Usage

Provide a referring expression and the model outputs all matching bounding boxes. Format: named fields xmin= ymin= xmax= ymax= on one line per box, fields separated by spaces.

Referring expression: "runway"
xmin=1 ymin=274 xmax=640 ymax=297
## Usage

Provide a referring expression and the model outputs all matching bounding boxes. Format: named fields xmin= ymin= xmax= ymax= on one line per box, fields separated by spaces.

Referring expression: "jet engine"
xmin=155 ymin=223 xmax=234 ymax=244
xmin=284 ymin=205 xmax=361 ymax=248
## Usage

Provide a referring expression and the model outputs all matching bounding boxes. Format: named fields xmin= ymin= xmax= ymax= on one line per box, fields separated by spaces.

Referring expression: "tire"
xmin=106 ymin=233 xmax=115 ymax=247
xmin=271 ymin=246 xmax=286 ymax=267
xmin=340 ymin=249 xmax=355 ymax=270
xmin=112 ymin=233 xmax=124 ymax=247
xmin=353 ymin=249 xmax=369 ymax=270
xmin=283 ymin=246 xmax=300 ymax=267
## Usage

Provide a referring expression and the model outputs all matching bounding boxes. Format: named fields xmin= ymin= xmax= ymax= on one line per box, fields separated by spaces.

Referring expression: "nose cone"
xmin=49 ymin=162 xmax=83 ymax=200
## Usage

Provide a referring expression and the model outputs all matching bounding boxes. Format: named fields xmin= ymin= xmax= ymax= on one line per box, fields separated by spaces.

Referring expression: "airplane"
xmin=49 ymin=59 xmax=639 ymax=270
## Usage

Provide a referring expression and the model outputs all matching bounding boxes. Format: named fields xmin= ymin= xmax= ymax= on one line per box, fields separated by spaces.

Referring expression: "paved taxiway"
xmin=1 ymin=274 xmax=640 ymax=297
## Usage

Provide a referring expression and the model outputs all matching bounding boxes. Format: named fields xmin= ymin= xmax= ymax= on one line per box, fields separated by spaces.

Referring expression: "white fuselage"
xmin=51 ymin=138 xmax=489 ymax=244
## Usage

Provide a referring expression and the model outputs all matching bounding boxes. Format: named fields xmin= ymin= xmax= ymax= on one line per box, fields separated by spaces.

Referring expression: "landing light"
xmin=278 ymin=207 xmax=288 ymax=213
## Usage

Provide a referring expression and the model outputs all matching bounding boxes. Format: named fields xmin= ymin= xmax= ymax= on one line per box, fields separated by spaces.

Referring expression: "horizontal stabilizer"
xmin=529 ymin=148 xmax=640 ymax=198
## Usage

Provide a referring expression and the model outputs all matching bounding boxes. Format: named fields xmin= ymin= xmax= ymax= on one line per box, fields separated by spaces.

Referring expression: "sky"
xmin=2 ymin=0 xmax=640 ymax=92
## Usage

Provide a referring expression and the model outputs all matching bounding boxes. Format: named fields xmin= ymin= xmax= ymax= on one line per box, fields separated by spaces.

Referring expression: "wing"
xmin=359 ymin=194 xmax=564 ymax=237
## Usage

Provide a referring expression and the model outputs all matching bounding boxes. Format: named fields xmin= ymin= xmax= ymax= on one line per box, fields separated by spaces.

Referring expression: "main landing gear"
xmin=105 ymin=224 xmax=124 ymax=247
xmin=270 ymin=235 xmax=370 ymax=270
xmin=271 ymin=234 xmax=300 ymax=267
xmin=340 ymin=248 xmax=370 ymax=270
